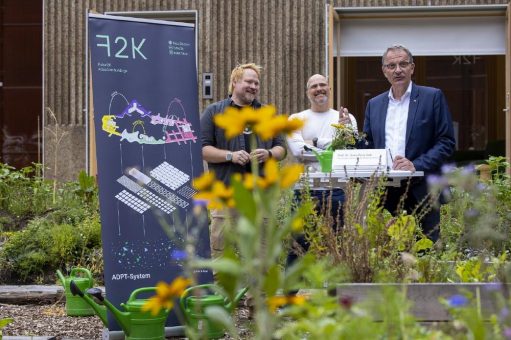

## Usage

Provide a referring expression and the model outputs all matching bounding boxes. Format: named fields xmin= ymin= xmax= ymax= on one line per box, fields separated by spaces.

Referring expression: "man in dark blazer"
xmin=363 ymin=45 xmax=455 ymax=242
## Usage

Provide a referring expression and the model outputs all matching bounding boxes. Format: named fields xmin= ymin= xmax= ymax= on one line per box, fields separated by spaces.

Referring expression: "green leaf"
xmin=231 ymin=176 xmax=257 ymax=223
xmin=78 ymin=170 xmax=95 ymax=192
xmin=413 ymin=238 xmax=433 ymax=253
xmin=204 ymin=305 xmax=237 ymax=338
xmin=263 ymin=264 xmax=282 ymax=297
xmin=0 ymin=317 xmax=14 ymax=328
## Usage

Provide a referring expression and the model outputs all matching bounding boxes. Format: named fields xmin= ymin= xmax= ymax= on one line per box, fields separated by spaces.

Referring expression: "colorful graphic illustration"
xmin=102 ymin=91 xmax=197 ymax=145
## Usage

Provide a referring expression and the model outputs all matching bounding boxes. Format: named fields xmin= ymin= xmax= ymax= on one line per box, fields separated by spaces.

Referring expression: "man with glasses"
xmin=362 ymin=45 xmax=455 ymax=242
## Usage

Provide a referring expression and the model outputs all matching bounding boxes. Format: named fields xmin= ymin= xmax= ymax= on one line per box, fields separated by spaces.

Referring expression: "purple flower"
xmin=500 ymin=307 xmax=510 ymax=319
xmin=427 ymin=175 xmax=444 ymax=186
xmin=171 ymin=249 xmax=187 ymax=261
xmin=464 ymin=208 xmax=480 ymax=219
xmin=476 ymin=182 xmax=487 ymax=192
xmin=447 ymin=294 xmax=468 ymax=308
xmin=193 ymin=199 xmax=208 ymax=207
xmin=504 ymin=327 xmax=511 ymax=338
xmin=441 ymin=164 xmax=456 ymax=174
xmin=461 ymin=164 xmax=476 ymax=175
xmin=338 ymin=295 xmax=354 ymax=310
xmin=484 ymin=282 xmax=503 ymax=292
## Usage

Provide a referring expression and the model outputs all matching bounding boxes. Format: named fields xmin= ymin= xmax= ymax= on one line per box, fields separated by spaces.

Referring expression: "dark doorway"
xmin=0 ymin=0 xmax=42 ymax=168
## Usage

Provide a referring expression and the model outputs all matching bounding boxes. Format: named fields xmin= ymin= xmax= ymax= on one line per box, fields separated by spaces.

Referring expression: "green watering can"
xmin=310 ymin=147 xmax=334 ymax=172
xmin=180 ymin=284 xmax=248 ymax=339
xmin=56 ymin=268 xmax=95 ymax=316
xmin=70 ymin=281 xmax=168 ymax=340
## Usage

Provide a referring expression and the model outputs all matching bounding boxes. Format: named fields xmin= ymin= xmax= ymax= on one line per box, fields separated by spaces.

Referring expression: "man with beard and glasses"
xmin=286 ymin=74 xmax=358 ymax=266
xmin=200 ymin=63 xmax=286 ymax=258
xmin=363 ymin=45 xmax=455 ymax=242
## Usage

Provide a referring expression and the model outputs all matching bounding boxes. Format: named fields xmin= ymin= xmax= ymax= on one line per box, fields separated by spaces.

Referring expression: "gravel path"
xmin=1 ymin=302 xmax=252 ymax=339
xmin=1 ymin=302 xmax=103 ymax=339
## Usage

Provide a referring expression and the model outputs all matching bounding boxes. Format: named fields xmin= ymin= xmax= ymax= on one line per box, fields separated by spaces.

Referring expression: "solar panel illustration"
xmin=138 ymin=188 xmax=176 ymax=214
xmin=150 ymin=162 xmax=190 ymax=190
xmin=115 ymin=190 xmax=151 ymax=213
xmin=177 ymin=185 xmax=197 ymax=199
xmin=146 ymin=181 xmax=189 ymax=208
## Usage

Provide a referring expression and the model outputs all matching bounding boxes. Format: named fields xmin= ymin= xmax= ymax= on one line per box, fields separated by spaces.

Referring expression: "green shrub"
xmin=0 ymin=211 xmax=102 ymax=283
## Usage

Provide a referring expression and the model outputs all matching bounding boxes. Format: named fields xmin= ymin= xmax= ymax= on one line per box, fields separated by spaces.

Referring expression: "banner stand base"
xmin=102 ymin=326 xmax=186 ymax=339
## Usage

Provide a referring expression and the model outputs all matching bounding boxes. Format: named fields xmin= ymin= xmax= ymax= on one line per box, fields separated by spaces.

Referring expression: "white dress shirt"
xmin=385 ymin=82 xmax=413 ymax=160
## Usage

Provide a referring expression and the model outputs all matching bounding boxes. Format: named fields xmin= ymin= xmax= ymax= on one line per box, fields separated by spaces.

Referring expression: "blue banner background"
xmin=88 ymin=14 xmax=212 ymax=331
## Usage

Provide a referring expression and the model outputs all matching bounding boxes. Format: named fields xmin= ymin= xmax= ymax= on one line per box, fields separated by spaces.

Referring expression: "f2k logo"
xmin=95 ymin=35 xmax=148 ymax=60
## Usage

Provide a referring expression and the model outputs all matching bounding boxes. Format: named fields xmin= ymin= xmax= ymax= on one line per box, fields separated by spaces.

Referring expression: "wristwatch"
xmin=225 ymin=152 xmax=233 ymax=162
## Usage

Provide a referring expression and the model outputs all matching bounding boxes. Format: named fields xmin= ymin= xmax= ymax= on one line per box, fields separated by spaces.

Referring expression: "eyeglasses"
xmin=383 ymin=61 xmax=412 ymax=71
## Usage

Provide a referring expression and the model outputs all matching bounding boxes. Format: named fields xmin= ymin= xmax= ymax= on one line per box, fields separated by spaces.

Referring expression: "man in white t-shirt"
xmin=286 ymin=74 xmax=358 ymax=266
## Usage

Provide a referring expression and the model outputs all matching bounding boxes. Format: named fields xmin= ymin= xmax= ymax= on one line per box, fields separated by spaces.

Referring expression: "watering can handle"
xmin=70 ymin=268 xmax=93 ymax=287
xmin=180 ymin=284 xmax=218 ymax=311
xmin=127 ymin=287 xmax=158 ymax=303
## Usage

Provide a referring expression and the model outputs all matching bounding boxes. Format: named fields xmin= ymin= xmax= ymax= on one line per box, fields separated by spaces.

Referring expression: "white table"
xmin=298 ymin=169 xmax=424 ymax=189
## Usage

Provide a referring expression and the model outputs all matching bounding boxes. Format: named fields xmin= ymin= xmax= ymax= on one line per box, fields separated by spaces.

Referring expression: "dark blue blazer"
xmin=363 ymin=83 xmax=455 ymax=200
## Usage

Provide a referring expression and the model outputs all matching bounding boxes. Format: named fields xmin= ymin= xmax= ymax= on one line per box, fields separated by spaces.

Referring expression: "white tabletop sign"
xmin=332 ymin=149 xmax=387 ymax=171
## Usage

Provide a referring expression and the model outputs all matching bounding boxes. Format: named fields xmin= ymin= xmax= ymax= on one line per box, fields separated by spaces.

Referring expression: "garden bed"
xmin=336 ymin=282 xmax=505 ymax=321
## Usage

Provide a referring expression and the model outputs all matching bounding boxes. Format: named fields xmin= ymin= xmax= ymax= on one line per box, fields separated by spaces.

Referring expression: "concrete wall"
xmin=43 ymin=0 xmax=509 ymax=180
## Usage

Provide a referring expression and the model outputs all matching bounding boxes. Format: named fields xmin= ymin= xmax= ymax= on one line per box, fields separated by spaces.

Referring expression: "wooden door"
xmin=0 ymin=0 xmax=42 ymax=168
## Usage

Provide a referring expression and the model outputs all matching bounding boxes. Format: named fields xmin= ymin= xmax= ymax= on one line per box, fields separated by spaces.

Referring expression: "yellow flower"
xmin=240 ymin=173 xmax=256 ymax=190
xmin=258 ymin=158 xmax=279 ymax=188
xmin=253 ymin=115 xmax=286 ymax=141
xmin=279 ymin=164 xmax=304 ymax=189
xmin=291 ymin=217 xmax=304 ymax=232
xmin=213 ymin=104 xmax=301 ymax=141
xmin=254 ymin=115 xmax=305 ymax=141
xmin=267 ymin=295 xmax=307 ymax=313
xmin=192 ymin=171 xmax=216 ymax=191
xmin=143 ymin=295 xmax=174 ymax=317
xmin=242 ymin=105 xmax=276 ymax=125
xmin=211 ymin=181 xmax=233 ymax=199
xmin=213 ymin=107 xmax=246 ymax=139
xmin=142 ymin=277 xmax=192 ymax=316
xmin=285 ymin=118 xmax=305 ymax=134
xmin=267 ymin=296 xmax=288 ymax=312
xmin=193 ymin=179 xmax=235 ymax=210
xmin=330 ymin=123 xmax=345 ymax=129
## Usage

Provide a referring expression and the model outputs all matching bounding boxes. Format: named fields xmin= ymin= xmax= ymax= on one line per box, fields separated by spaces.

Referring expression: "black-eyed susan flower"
xmin=291 ymin=216 xmax=304 ymax=232
xmin=213 ymin=105 xmax=303 ymax=141
xmin=256 ymin=158 xmax=279 ymax=188
xmin=213 ymin=107 xmax=246 ymax=139
xmin=266 ymin=295 xmax=306 ymax=313
xmin=279 ymin=164 xmax=304 ymax=189
xmin=194 ymin=180 xmax=235 ymax=210
xmin=254 ymin=116 xmax=305 ymax=141
xmin=192 ymin=171 xmax=216 ymax=191
xmin=142 ymin=277 xmax=192 ymax=316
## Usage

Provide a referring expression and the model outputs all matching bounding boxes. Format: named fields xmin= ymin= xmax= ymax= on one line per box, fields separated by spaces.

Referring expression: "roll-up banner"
xmin=88 ymin=13 xmax=212 ymax=332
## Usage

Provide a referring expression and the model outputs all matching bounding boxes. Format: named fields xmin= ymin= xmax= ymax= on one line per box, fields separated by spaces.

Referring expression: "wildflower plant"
xmin=329 ymin=123 xmax=365 ymax=150
xmin=431 ymin=161 xmax=511 ymax=255
xmin=329 ymin=123 xmax=357 ymax=150
xmin=187 ymin=105 xmax=311 ymax=339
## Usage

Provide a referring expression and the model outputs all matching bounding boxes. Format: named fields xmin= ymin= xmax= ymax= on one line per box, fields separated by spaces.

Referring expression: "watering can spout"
xmin=56 ymin=270 xmax=66 ymax=286
xmin=226 ymin=287 xmax=249 ymax=312
xmin=69 ymin=281 xmax=108 ymax=326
